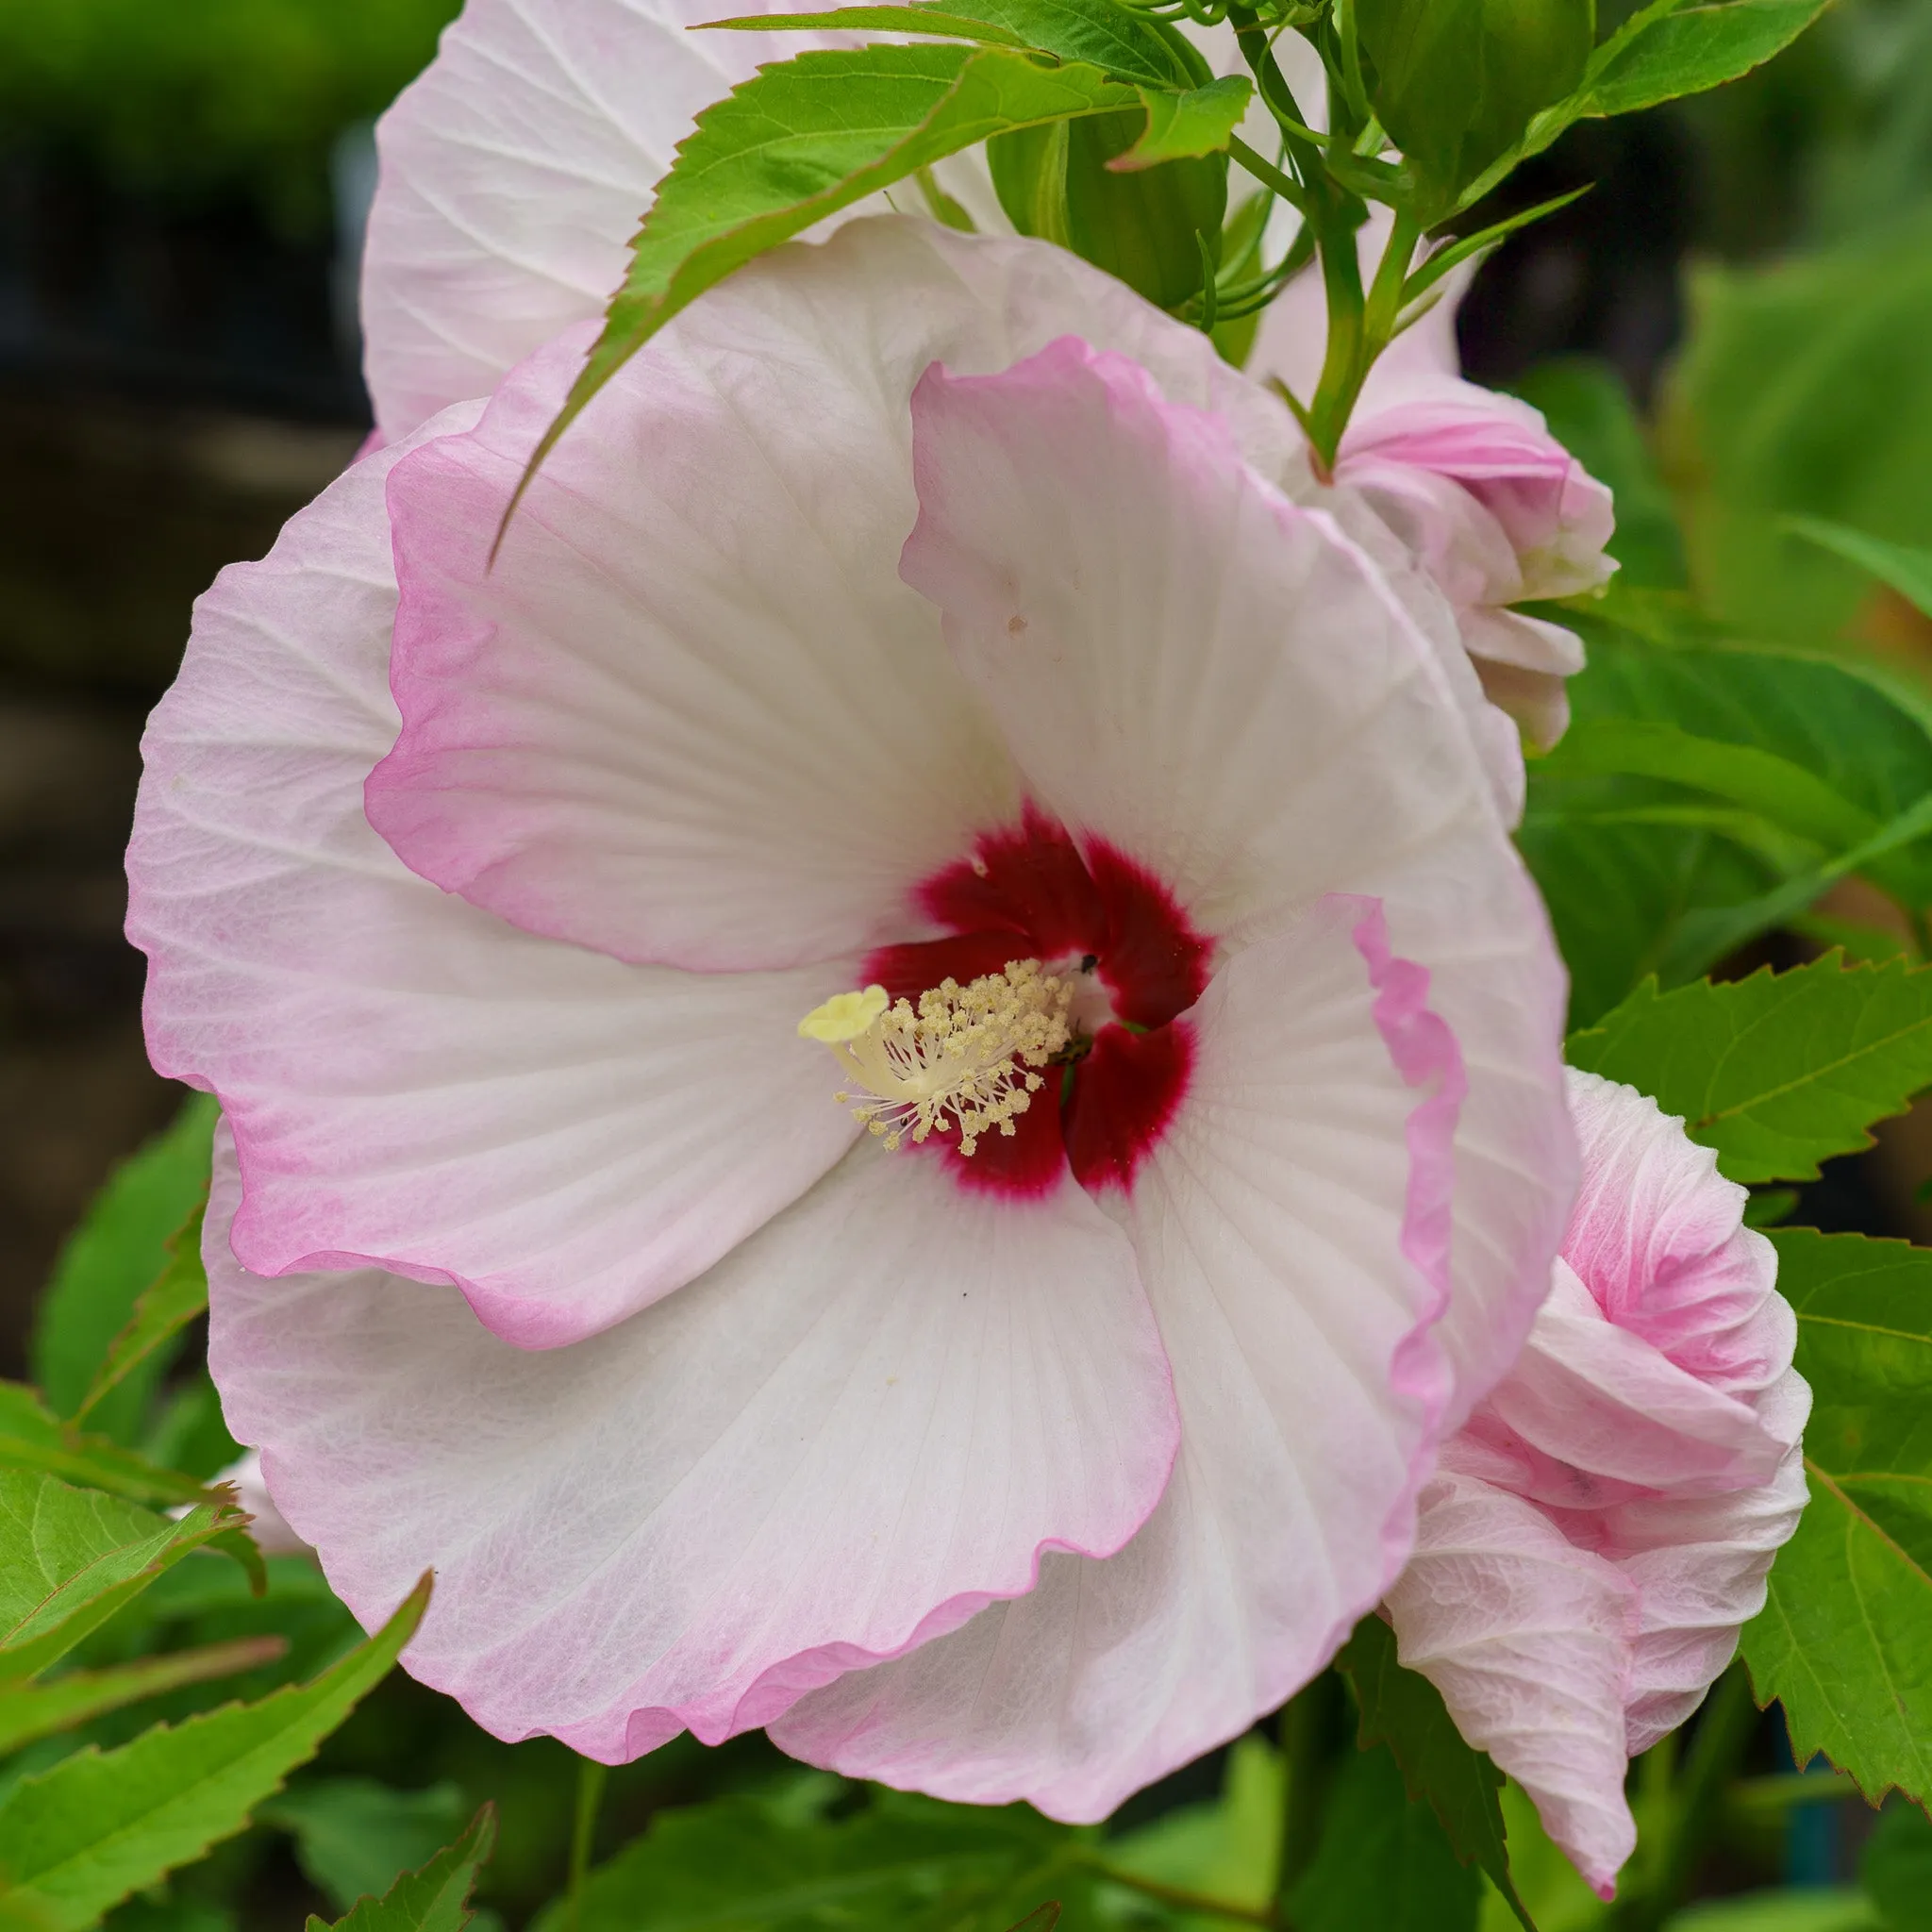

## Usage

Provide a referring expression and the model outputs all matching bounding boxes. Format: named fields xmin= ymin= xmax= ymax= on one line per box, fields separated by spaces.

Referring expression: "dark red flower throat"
xmin=864 ymin=806 xmax=1210 ymax=1199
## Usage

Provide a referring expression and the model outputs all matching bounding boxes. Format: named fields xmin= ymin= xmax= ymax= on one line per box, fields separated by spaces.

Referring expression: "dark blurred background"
xmin=5 ymin=0 xmax=1932 ymax=1372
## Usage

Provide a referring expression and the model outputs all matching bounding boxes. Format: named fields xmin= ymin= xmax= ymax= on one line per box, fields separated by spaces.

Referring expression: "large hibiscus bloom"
xmin=128 ymin=211 xmax=1575 ymax=1814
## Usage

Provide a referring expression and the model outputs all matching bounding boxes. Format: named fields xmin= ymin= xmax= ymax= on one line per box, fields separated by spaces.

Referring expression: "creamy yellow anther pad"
xmin=797 ymin=985 xmax=891 ymax=1043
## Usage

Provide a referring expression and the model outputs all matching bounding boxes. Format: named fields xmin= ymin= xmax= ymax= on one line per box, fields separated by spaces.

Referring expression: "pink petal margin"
xmin=769 ymin=891 xmax=1472 ymax=1820
xmin=1343 ymin=892 xmax=1471 ymax=1590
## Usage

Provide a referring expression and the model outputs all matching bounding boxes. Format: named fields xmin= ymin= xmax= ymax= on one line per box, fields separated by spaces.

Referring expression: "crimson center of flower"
xmin=801 ymin=806 xmax=1211 ymax=1199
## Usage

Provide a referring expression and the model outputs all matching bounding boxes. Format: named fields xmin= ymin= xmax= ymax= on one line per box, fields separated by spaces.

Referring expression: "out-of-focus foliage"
xmin=1657 ymin=0 xmax=1932 ymax=652
xmin=1663 ymin=211 xmax=1932 ymax=648
xmin=32 ymin=1096 xmax=216 ymax=1450
xmin=0 ymin=0 xmax=458 ymax=233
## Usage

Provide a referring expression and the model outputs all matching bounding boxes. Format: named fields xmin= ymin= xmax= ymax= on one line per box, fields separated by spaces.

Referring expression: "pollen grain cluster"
xmin=799 ymin=960 xmax=1074 ymax=1155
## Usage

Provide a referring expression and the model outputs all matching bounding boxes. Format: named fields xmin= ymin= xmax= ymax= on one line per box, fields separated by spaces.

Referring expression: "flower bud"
xmin=1357 ymin=0 xmax=1594 ymax=205
xmin=989 ymin=108 xmax=1226 ymax=311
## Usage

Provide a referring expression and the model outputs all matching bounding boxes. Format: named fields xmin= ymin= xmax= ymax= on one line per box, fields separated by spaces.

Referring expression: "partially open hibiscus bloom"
xmin=128 ymin=209 xmax=1576 ymax=1813
xmin=1384 ymin=1071 xmax=1808 ymax=1895
xmin=1251 ymin=235 xmax=1616 ymax=755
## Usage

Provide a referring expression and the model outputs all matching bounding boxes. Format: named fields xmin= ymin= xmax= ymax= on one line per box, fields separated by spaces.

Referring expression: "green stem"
xmin=1613 ymin=1665 xmax=1758 ymax=1932
xmin=1091 ymin=1863 xmax=1274 ymax=1925
xmin=1226 ymin=4 xmax=1398 ymax=474
xmin=1330 ymin=0 xmax=1371 ymax=127
xmin=1305 ymin=204 xmax=1419 ymax=471
xmin=1227 ymin=134 xmax=1306 ymax=213
xmin=569 ymin=1757 xmax=609 ymax=1932
xmin=1226 ymin=8 xmax=1320 ymax=182
xmin=1274 ymin=1672 xmax=1342 ymax=1925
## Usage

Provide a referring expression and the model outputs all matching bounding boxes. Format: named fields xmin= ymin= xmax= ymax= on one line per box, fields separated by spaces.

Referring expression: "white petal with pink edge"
xmin=776 ymin=897 xmax=1462 ymax=1818
xmin=899 ymin=333 xmax=1576 ymax=1424
xmin=1612 ymin=1424 xmax=1807 ymax=1752
xmin=1385 ymin=1460 xmax=1640 ymax=1900
xmin=206 ymin=1122 xmax=1178 ymax=1758
xmin=366 ymin=218 xmax=1298 ymax=974
xmin=126 ymin=414 xmax=858 ymax=1349
xmin=360 ymin=0 xmax=932 ymax=441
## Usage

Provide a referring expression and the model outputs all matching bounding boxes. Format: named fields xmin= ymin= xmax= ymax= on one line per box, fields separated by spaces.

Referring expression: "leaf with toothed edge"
xmin=74 ymin=1202 xmax=209 ymax=1428
xmin=1336 ymin=1615 xmax=1538 ymax=1932
xmin=1742 ymin=1229 xmax=1932 ymax=1809
xmin=1566 ymin=954 xmax=1932 ymax=1184
xmin=304 ymin=1804 xmax=497 ymax=1932
xmin=0 ymin=1471 xmax=253 ymax=1687
xmin=503 ymin=43 xmax=1141 ymax=548
xmin=702 ymin=0 xmax=1196 ymax=88
xmin=0 ymin=1575 xmax=430 ymax=1932
xmin=1108 ymin=76 xmax=1252 ymax=171
xmin=0 ymin=1636 xmax=288 ymax=1757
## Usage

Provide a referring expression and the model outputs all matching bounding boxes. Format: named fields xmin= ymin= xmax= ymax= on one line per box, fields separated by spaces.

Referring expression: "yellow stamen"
xmin=799 ymin=960 xmax=1074 ymax=1156
xmin=798 ymin=985 xmax=891 ymax=1042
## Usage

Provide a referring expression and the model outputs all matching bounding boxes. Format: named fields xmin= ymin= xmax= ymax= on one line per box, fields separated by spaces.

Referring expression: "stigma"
xmin=798 ymin=960 xmax=1074 ymax=1155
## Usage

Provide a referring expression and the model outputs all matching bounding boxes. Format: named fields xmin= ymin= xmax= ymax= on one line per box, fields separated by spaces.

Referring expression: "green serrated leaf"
xmin=0 ymin=1636 xmax=285 ymax=1757
xmin=1587 ymin=0 xmax=1835 ymax=119
xmin=1784 ymin=518 xmax=1932 ymax=625
xmin=1566 ymin=954 xmax=1932 ymax=1184
xmin=301 ymin=1803 xmax=496 ymax=1932
xmin=0 ymin=1474 xmax=246 ymax=1686
xmin=706 ymin=6 xmax=1028 ymax=44
xmin=1288 ymin=1737 xmax=1484 ymax=1932
xmin=1741 ymin=1230 xmax=1932 ymax=1808
xmin=1109 ymin=75 xmax=1251 ymax=170
xmin=264 ymin=1780 xmax=473 ymax=1915
xmin=1454 ymin=0 xmax=1835 ymax=212
xmin=74 ymin=1205 xmax=208 ymax=1430
xmin=32 ymin=1095 xmax=217 ymax=1446
xmin=0 ymin=1384 xmax=208 ymax=1510
xmin=531 ymin=1788 xmax=1087 ymax=1932
xmin=999 ymin=1908 xmax=1061 ymax=1932
xmin=518 ymin=43 xmax=1140 ymax=527
xmin=1336 ymin=1617 xmax=1535 ymax=1931
xmin=1522 ymin=628 xmax=1932 ymax=1025
xmin=0 ymin=1574 xmax=429 ymax=1932
xmin=702 ymin=0 xmax=1191 ymax=87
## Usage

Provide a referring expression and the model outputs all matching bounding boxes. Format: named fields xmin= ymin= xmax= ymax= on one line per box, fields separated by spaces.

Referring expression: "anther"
xmin=798 ymin=960 xmax=1074 ymax=1155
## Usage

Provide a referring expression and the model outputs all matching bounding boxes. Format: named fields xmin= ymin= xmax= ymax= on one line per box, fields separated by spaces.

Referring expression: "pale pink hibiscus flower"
xmin=1383 ymin=1070 xmax=1808 ymax=1895
xmin=128 ymin=213 xmax=1575 ymax=1814
xmin=1251 ymin=229 xmax=1616 ymax=754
